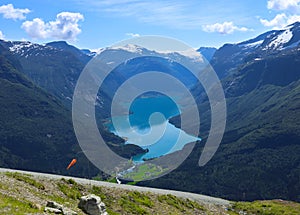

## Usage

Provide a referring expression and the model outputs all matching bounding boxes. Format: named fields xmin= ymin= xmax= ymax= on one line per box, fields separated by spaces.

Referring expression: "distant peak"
xmin=287 ymin=21 xmax=300 ymax=28
xmin=46 ymin=41 xmax=70 ymax=48
xmin=197 ymin=47 xmax=217 ymax=51
xmin=110 ymin=44 xmax=145 ymax=53
xmin=46 ymin=41 xmax=68 ymax=45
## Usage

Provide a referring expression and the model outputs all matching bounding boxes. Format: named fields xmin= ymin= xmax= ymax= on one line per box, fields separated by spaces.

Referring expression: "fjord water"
xmin=106 ymin=95 xmax=200 ymax=162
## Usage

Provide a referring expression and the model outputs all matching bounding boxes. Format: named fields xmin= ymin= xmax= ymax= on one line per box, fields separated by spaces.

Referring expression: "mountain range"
xmin=0 ymin=22 xmax=300 ymax=202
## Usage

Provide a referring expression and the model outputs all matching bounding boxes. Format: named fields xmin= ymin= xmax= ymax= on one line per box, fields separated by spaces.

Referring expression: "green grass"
xmin=119 ymin=195 xmax=149 ymax=215
xmin=126 ymin=181 xmax=138 ymax=185
xmin=228 ymin=200 xmax=300 ymax=215
xmin=90 ymin=185 xmax=107 ymax=201
xmin=128 ymin=191 xmax=154 ymax=208
xmin=157 ymin=194 xmax=205 ymax=212
xmin=123 ymin=163 xmax=166 ymax=181
xmin=0 ymin=193 xmax=41 ymax=215
xmin=57 ymin=178 xmax=83 ymax=200
xmin=5 ymin=172 xmax=45 ymax=190
xmin=106 ymin=177 xmax=118 ymax=183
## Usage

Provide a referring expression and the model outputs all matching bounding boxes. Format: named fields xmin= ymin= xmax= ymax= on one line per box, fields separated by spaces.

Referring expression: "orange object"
xmin=66 ymin=158 xmax=77 ymax=170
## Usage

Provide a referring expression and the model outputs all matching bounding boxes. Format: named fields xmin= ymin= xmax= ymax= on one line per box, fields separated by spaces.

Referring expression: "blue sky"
xmin=1 ymin=0 xmax=300 ymax=49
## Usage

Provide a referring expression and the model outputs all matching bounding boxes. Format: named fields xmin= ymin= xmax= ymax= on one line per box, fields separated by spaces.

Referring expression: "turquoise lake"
xmin=106 ymin=95 xmax=200 ymax=162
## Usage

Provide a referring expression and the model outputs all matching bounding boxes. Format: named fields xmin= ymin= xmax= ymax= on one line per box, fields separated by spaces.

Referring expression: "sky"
xmin=1 ymin=0 xmax=300 ymax=50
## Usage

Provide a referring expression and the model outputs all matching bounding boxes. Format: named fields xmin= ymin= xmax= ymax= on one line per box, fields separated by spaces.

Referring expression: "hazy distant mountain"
xmin=197 ymin=47 xmax=217 ymax=61
xmin=92 ymin=44 xmax=205 ymax=104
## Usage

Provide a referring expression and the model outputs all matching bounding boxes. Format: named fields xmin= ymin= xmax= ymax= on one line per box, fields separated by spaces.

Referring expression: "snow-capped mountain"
xmin=94 ymin=44 xmax=203 ymax=92
xmin=240 ymin=22 xmax=300 ymax=51
xmin=1 ymin=40 xmax=57 ymax=58
xmin=0 ymin=39 xmax=94 ymax=106
xmin=97 ymin=43 xmax=204 ymax=62
xmin=0 ymin=40 xmax=94 ymax=61
xmin=211 ymin=22 xmax=300 ymax=78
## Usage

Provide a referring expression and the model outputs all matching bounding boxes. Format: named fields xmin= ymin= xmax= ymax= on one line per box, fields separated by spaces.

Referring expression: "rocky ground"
xmin=0 ymin=171 xmax=299 ymax=215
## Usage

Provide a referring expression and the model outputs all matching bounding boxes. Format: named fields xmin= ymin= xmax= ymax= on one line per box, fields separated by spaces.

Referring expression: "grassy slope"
xmin=1 ymin=172 xmax=299 ymax=215
xmin=0 ymin=172 xmax=221 ymax=215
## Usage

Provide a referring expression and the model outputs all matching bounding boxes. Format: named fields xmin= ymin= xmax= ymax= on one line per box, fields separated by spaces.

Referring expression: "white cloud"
xmin=22 ymin=12 xmax=84 ymax=41
xmin=202 ymin=22 xmax=249 ymax=34
xmin=260 ymin=13 xmax=288 ymax=28
xmin=267 ymin=0 xmax=300 ymax=12
xmin=22 ymin=18 xmax=48 ymax=39
xmin=0 ymin=4 xmax=31 ymax=20
xmin=0 ymin=30 xmax=4 ymax=39
xmin=260 ymin=13 xmax=300 ymax=28
xmin=126 ymin=33 xmax=140 ymax=37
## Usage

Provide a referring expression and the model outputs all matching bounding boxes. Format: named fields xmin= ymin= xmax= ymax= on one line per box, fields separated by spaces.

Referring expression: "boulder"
xmin=78 ymin=194 xmax=108 ymax=215
xmin=44 ymin=206 xmax=62 ymax=214
xmin=45 ymin=200 xmax=77 ymax=215
xmin=62 ymin=208 xmax=78 ymax=215
xmin=46 ymin=201 xmax=63 ymax=211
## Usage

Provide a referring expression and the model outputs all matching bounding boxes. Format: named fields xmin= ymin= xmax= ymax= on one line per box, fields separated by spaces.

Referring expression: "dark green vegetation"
xmin=229 ymin=200 xmax=300 ymax=215
xmin=0 ymin=44 xmax=79 ymax=174
xmin=140 ymin=33 xmax=300 ymax=202
xmin=0 ymin=194 xmax=41 ymax=215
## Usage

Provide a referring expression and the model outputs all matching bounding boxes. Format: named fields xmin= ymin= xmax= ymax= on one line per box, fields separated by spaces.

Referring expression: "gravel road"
xmin=0 ymin=167 xmax=230 ymax=206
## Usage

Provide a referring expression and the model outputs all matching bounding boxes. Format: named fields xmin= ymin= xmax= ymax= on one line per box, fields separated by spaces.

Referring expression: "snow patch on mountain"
xmin=100 ymin=44 xmax=203 ymax=62
xmin=111 ymin=44 xmax=144 ymax=54
xmin=158 ymin=49 xmax=204 ymax=62
xmin=267 ymin=29 xmax=293 ymax=50
xmin=243 ymin=40 xmax=264 ymax=48
xmin=7 ymin=41 xmax=55 ymax=57
xmin=9 ymin=42 xmax=44 ymax=56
